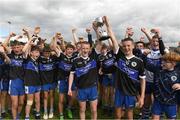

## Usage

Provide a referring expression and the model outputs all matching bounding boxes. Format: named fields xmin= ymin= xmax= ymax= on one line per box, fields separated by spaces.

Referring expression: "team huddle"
xmin=0 ymin=16 xmax=180 ymax=120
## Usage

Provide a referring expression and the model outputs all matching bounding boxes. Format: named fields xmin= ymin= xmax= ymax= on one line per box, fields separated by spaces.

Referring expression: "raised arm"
xmin=103 ymin=16 xmax=119 ymax=53
xmin=59 ymin=36 xmax=66 ymax=51
xmin=125 ymin=27 xmax=134 ymax=38
xmin=2 ymin=32 xmax=16 ymax=47
xmin=2 ymin=32 xmax=16 ymax=53
xmin=50 ymin=36 xmax=62 ymax=57
xmin=72 ymin=28 xmax=79 ymax=45
xmin=0 ymin=46 xmax=10 ymax=64
xmin=22 ymin=38 xmax=35 ymax=58
xmin=22 ymin=28 xmax=30 ymax=41
xmin=158 ymin=38 xmax=165 ymax=55
xmin=33 ymin=26 xmax=41 ymax=37
xmin=2 ymin=44 xmax=11 ymax=54
xmin=107 ymin=38 xmax=113 ymax=49
xmin=86 ymin=28 xmax=93 ymax=47
xmin=141 ymin=28 xmax=152 ymax=42
xmin=50 ymin=33 xmax=59 ymax=50
xmin=153 ymin=29 xmax=167 ymax=55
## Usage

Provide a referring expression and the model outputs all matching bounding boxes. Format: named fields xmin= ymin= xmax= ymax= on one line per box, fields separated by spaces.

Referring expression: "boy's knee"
xmin=27 ymin=100 xmax=33 ymax=106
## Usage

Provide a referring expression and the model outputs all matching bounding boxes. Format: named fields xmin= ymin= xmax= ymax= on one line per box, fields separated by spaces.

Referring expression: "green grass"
xmin=1 ymin=90 xmax=180 ymax=119
xmin=1 ymin=91 xmax=115 ymax=119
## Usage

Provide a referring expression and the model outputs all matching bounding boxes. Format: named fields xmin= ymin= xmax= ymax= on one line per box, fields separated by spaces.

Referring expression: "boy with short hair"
xmin=144 ymin=52 xmax=180 ymax=119
xmin=68 ymin=41 xmax=100 ymax=120
xmin=39 ymin=46 xmax=57 ymax=119
xmin=6 ymin=41 xmax=26 ymax=120
xmin=103 ymin=16 xmax=146 ymax=119
xmin=98 ymin=43 xmax=115 ymax=114
xmin=23 ymin=40 xmax=41 ymax=119
xmin=51 ymin=36 xmax=77 ymax=120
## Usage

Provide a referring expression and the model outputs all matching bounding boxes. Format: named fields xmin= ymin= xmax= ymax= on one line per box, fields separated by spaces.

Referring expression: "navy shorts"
xmin=58 ymin=80 xmax=76 ymax=93
xmin=25 ymin=86 xmax=41 ymax=94
xmin=152 ymin=100 xmax=177 ymax=119
xmin=102 ymin=74 xmax=114 ymax=87
xmin=9 ymin=79 xmax=25 ymax=96
xmin=77 ymin=86 xmax=98 ymax=102
xmin=1 ymin=80 xmax=9 ymax=91
xmin=41 ymin=82 xmax=57 ymax=91
xmin=114 ymin=89 xmax=136 ymax=108
xmin=145 ymin=82 xmax=153 ymax=94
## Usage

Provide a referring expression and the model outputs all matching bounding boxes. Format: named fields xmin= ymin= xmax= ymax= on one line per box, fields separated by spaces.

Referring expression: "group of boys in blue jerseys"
xmin=0 ymin=16 xmax=180 ymax=120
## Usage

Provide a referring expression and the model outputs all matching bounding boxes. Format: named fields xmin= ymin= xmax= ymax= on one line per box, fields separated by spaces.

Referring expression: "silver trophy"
xmin=95 ymin=17 xmax=110 ymax=41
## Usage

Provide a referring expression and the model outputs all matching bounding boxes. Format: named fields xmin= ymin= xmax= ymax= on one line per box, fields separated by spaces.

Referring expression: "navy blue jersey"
xmin=71 ymin=49 xmax=99 ymax=89
xmin=145 ymin=58 xmax=180 ymax=105
xmin=175 ymin=62 xmax=180 ymax=74
xmin=1 ymin=64 xmax=10 ymax=81
xmin=8 ymin=52 xmax=25 ymax=80
xmin=23 ymin=56 xmax=41 ymax=86
xmin=133 ymin=48 xmax=143 ymax=58
xmin=39 ymin=55 xmax=57 ymax=84
xmin=98 ymin=50 xmax=115 ymax=74
xmin=114 ymin=48 xmax=145 ymax=96
xmin=72 ymin=51 xmax=79 ymax=58
xmin=57 ymin=53 xmax=77 ymax=81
